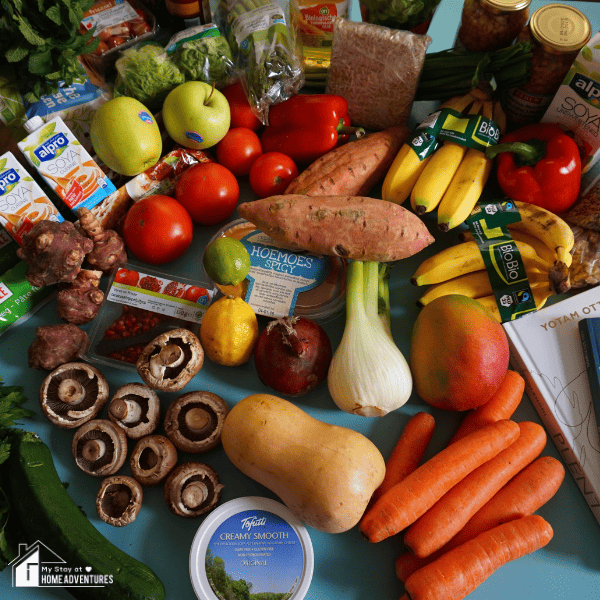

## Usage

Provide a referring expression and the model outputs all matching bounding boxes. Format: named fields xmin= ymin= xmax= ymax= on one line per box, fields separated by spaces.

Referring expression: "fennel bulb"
xmin=328 ymin=261 xmax=412 ymax=416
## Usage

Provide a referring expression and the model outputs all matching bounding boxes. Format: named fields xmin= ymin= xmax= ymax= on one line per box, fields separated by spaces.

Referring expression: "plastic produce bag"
xmin=212 ymin=0 xmax=304 ymax=124
xmin=166 ymin=23 xmax=235 ymax=88
xmin=326 ymin=18 xmax=431 ymax=130
xmin=114 ymin=43 xmax=185 ymax=112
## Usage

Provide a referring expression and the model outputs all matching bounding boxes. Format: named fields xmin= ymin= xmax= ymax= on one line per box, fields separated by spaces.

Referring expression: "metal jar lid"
xmin=480 ymin=0 xmax=531 ymax=13
xmin=529 ymin=4 xmax=591 ymax=53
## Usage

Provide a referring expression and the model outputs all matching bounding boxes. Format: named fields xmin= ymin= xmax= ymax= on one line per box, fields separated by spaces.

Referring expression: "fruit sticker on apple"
xmin=162 ymin=81 xmax=231 ymax=150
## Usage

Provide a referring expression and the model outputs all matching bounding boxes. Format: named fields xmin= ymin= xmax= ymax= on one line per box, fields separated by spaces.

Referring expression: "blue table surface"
xmin=2 ymin=1 xmax=600 ymax=598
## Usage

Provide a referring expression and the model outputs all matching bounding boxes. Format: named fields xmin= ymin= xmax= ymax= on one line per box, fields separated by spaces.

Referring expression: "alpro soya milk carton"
xmin=0 ymin=151 xmax=63 ymax=245
xmin=17 ymin=115 xmax=116 ymax=214
xmin=542 ymin=30 xmax=600 ymax=193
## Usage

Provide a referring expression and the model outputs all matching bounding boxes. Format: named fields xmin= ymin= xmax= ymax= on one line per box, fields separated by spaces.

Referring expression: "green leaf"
xmin=5 ymin=43 xmax=29 ymax=63
xmin=46 ymin=6 xmax=62 ymax=25
xmin=17 ymin=17 xmax=46 ymax=46
xmin=28 ymin=49 xmax=52 ymax=75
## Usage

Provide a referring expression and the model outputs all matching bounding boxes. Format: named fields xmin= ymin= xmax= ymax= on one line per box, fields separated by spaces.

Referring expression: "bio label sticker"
xmin=466 ymin=200 xmax=537 ymax=322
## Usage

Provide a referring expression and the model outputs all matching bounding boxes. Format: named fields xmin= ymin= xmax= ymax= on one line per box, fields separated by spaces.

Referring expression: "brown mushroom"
xmin=163 ymin=462 xmax=223 ymax=518
xmin=40 ymin=362 xmax=109 ymax=428
xmin=164 ymin=391 xmax=229 ymax=454
xmin=72 ymin=419 xmax=128 ymax=477
xmin=136 ymin=328 xmax=204 ymax=392
xmin=96 ymin=475 xmax=143 ymax=527
xmin=108 ymin=383 xmax=160 ymax=440
xmin=129 ymin=434 xmax=178 ymax=487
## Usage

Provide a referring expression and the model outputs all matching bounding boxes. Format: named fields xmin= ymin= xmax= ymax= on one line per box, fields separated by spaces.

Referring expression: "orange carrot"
xmin=449 ymin=370 xmax=525 ymax=444
xmin=395 ymin=455 xmax=565 ymax=581
xmin=370 ymin=412 xmax=435 ymax=506
xmin=359 ymin=419 xmax=520 ymax=543
xmin=401 ymin=514 xmax=553 ymax=600
xmin=403 ymin=421 xmax=546 ymax=558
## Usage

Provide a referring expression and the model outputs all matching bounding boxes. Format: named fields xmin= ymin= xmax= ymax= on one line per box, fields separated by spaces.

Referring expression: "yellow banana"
xmin=411 ymin=239 xmax=552 ymax=286
xmin=436 ymin=99 xmax=495 ymax=231
xmin=459 ymin=228 xmax=557 ymax=265
xmin=411 ymin=100 xmax=483 ymax=215
xmin=511 ymin=201 xmax=574 ymax=268
xmin=417 ymin=269 xmax=550 ymax=307
xmin=476 ymin=283 xmax=554 ymax=323
xmin=382 ymin=93 xmax=476 ymax=205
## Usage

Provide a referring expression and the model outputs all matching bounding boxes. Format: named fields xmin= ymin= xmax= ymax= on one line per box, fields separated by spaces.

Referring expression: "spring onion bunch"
xmin=328 ymin=261 xmax=412 ymax=417
xmin=416 ymin=42 xmax=533 ymax=101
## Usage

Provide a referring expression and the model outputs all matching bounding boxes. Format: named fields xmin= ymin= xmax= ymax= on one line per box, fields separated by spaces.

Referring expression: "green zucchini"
xmin=8 ymin=433 xmax=165 ymax=600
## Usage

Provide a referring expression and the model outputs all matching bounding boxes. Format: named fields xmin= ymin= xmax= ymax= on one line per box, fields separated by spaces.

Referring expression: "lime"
xmin=203 ymin=237 xmax=251 ymax=286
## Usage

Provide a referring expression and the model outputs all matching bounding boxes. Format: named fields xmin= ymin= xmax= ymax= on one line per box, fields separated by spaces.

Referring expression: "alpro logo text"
xmin=569 ymin=73 xmax=600 ymax=101
xmin=10 ymin=540 xmax=113 ymax=589
xmin=0 ymin=168 xmax=19 ymax=194
xmin=33 ymin=133 xmax=69 ymax=162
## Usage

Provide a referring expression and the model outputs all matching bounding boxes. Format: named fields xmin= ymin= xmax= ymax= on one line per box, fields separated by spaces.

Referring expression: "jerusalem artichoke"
xmin=57 ymin=270 xmax=105 ymax=325
xmin=78 ymin=207 xmax=127 ymax=274
xmin=28 ymin=323 xmax=89 ymax=370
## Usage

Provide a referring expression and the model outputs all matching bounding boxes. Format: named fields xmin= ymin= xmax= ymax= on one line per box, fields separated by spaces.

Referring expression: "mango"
xmin=409 ymin=294 xmax=509 ymax=411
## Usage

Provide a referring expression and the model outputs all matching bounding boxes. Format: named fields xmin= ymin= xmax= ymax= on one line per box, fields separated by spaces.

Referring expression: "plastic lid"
xmin=190 ymin=497 xmax=314 ymax=600
xmin=481 ymin=0 xmax=531 ymax=12
xmin=23 ymin=116 xmax=45 ymax=134
xmin=530 ymin=4 xmax=591 ymax=53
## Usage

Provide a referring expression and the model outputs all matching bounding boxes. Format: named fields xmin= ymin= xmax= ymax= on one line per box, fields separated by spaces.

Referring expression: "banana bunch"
xmin=382 ymin=88 xmax=506 ymax=232
xmin=411 ymin=203 xmax=575 ymax=321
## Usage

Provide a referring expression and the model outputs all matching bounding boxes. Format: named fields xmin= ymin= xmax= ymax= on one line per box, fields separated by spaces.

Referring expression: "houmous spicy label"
xmin=239 ymin=229 xmax=330 ymax=318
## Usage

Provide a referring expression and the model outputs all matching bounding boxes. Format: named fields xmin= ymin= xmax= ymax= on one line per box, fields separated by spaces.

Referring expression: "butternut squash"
xmin=221 ymin=394 xmax=386 ymax=534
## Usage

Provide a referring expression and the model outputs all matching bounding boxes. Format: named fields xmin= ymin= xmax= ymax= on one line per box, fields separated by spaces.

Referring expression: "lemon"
xmin=203 ymin=237 xmax=252 ymax=286
xmin=200 ymin=296 xmax=259 ymax=366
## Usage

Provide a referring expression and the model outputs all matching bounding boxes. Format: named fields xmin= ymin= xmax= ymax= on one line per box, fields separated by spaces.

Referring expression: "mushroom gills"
xmin=180 ymin=406 xmax=217 ymax=440
xmin=148 ymin=338 xmax=194 ymax=381
xmin=76 ymin=429 xmax=116 ymax=470
xmin=100 ymin=483 xmax=133 ymax=519
xmin=45 ymin=366 xmax=103 ymax=421
xmin=178 ymin=473 xmax=219 ymax=513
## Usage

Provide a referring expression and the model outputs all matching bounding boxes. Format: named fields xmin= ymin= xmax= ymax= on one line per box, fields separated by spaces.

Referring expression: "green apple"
xmin=90 ymin=97 xmax=162 ymax=176
xmin=162 ymin=81 xmax=231 ymax=150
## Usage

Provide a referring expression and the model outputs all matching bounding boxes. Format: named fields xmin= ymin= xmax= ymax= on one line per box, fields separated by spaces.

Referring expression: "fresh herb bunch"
xmin=416 ymin=42 xmax=533 ymax=101
xmin=359 ymin=0 xmax=442 ymax=31
xmin=0 ymin=0 xmax=100 ymax=102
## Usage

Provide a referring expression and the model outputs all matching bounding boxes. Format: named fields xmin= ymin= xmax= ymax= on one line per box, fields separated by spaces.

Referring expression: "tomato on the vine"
xmin=222 ymin=80 xmax=262 ymax=131
xmin=122 ymin=195 xmax=193 ymax=265
xmin=175 ymin=162 xmax=240 ymax=226
xmin=215 ymin=127 xmax=263 ymax=176
xmin=249 ymin=152 xmax=299 ymax=198
xmin=114 ymin=268 xmax=139 ymax=287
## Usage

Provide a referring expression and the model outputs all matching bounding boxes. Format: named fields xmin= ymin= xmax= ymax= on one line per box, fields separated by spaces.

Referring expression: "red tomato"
xmin=107 ymin=36 xmax=127 ymax=49
xmin=130 ymin=21 xmax=152 ymax=36
xmin=114 ymin=268 xmax=139 ymax=286
xmin=185 ymin=286 xmax=210 ymax=304
xmin=175 ymin=162 xmax=240 ymax=226
xmin=215 ymin=128 xmax=263 ymax=176
xmin=122 ymin=195 xmax=193 ymax=265
xmin=249 ymin=152 xmax=299 ymax=198
xmin=222 ymin=81 xmax=262 ymax=131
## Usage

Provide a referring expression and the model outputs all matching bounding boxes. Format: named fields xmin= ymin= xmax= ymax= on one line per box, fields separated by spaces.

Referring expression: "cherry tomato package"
xmin=79 ymin=0 xmax=158 ymax=74
xmin=85 ymin=263 xmax=216 ymax=372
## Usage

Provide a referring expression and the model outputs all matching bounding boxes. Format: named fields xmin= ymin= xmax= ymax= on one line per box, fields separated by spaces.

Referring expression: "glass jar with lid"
xmin=458 ymin=0 xmax=532 ymax=53
xmin=502 ymin=4 xmax=591 ymax=126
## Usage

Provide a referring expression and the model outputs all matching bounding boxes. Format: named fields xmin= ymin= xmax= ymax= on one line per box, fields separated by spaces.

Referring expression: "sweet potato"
xmin=237 ymin=195 xmax=434 ymax=262
xmin=284 ymin=126 xmax=409 ymax=197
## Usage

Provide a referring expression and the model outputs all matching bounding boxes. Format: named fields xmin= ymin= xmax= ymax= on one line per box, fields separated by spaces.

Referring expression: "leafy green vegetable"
xmin=114 ymin=43 xmax=185 ymax=112
xmin=0 ymin=0 xmax=100 ymax=102
xmin=0 ymin=378 xmax=33 ymax=570
xmin=359 ymin=0 xmax=441 ymax=31
xmin=170 ymin=32 xmax=235 ymax=88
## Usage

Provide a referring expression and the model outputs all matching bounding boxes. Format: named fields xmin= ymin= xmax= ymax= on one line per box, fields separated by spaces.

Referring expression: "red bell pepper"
xmin=261 ymin=94 xmax=364 ymax=165
xmin=486 ymin=123 xmax=581 ymax=213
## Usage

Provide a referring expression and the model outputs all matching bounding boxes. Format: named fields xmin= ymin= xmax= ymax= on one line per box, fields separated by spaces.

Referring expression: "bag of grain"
xmin=326 ymin=18 xmax=430 ymax=130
